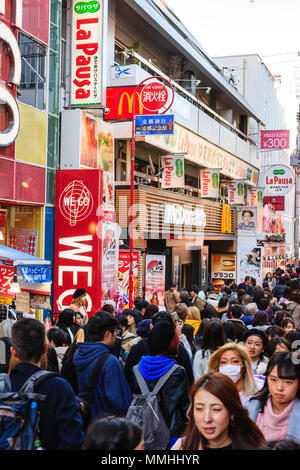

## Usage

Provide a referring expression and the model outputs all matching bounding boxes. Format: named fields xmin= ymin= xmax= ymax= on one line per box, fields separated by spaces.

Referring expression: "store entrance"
xmin=182 ymin=263 xmax=192 ymax=290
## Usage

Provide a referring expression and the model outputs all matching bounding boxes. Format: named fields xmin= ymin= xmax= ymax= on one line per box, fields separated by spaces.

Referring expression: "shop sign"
xmin=237 ymin=206 xmax=257 ymax=235
xmin=211 ymin=254 xmax=236 ymax=280
xmin=0 ymin=266 xmax=15 ymax=297
xmin=104 ymin=86 xmax=155 ymax=120
xmin=134 ymin=114 xmax=174 ymax=136
xmin=8 ymin=228 xmax=39 ymax=257
xmin=262 ymin=165 xmax=294 ymax=195
xmin=228 ymin=181 xmax=245 ymax=205
xmin=237 ymin=238 xmax=262 ymax=285
xmin=161 ymin=154 xmax=185 ymax=189
xmin=18 ymin=265 xmax=51 ymax=284
xmin=30 ymin=293 xmax=51 ymax=310
xmin=164 ymin=205 xmax=206 ymax=228
xmin=53 ymin=169 xmax=108 ymax=315
xmin=145 ymin=254 xmax=165 ymax=308
xmin=263 ymin=196 xmax=285 ymax=211
xmin=71 ymin=0 xmax=104 ymax=107
xmin=101 ymin=222 xmax=120 ymax=303
xmin=261 ymin=130 xmax=290 ymax=150
xmin=247 ymin=187 xmax=264 ymax=207
xmin=0 ymin=296 xmax=13 ymax=305
xmin=0 ymin=14 xmax=22 ymax=146
xmin=200 ymin=169 xmax=220 ymax=198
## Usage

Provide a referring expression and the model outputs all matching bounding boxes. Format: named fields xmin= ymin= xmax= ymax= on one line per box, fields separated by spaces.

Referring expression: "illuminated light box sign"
xmin=262 ymin=165 xmax=294 ymax=195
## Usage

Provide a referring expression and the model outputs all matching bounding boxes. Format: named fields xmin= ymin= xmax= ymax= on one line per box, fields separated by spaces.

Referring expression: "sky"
xmin=166 ymin=0 xmax=300 ymax=137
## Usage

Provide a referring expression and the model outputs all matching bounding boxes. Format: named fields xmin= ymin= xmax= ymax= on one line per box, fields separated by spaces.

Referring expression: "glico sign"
xmin=0 ymin=2 xmax=22 ymax=147
xmin=104 ymin=86 xmax=155 ymax=120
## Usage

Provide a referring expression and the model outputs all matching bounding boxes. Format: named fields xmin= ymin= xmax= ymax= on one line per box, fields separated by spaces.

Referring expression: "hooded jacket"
xmin=73 ymin=342 xmax=132 ymax=419
xmin=132 ymin=355 xmax=190 ymax=438
xmin=285 ymin=301 xmax=300 ymax=328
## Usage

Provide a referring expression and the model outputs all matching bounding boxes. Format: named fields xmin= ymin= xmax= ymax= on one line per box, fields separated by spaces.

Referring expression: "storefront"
xmin=115 ymin=184 xmax=237 ymax=294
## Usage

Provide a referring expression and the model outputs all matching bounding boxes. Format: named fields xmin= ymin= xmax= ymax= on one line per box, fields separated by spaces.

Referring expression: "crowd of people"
xmin=2 ymin=270 xmax=300 ymax=451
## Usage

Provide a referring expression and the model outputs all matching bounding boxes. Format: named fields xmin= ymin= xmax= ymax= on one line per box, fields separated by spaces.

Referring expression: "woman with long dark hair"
xmin=171 ymin=372 xmax=265 ymax=450
xmin=193 ymin=320 xmax=226 ymax=381
xmin=245 ymin=352 xmax=300 ymax=443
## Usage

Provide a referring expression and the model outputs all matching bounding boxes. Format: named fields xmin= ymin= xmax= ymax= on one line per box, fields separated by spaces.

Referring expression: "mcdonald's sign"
xmin=104 ymin=86 xmax=155 ymax=120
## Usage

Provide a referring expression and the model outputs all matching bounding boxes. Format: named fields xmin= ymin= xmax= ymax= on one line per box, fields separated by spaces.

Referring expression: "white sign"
xmin=237 ymin=206 xmax=257 ymax=236
xmin=228 ymin=181 xmax=245 ymax=205
xmin=0 ymin=21 xmax=22 ymax=146
xmin=59 ymin=180 xmax=94 ymax=226
xmin=200 ymin=169 xmax=220 ymax=198
xmin=262 ymin=165 xmax=295 ymax=196
xmin=71 ymin=0 xmax=104 ymax=107
xmin=164 ymin=205 xmax=206 ymax=228
xmin=247 ymin=187 xmax=264 ymax=207
xmin=145 ymin=254 xmax=166 ymax=308
xmin=161 ymin=154 xmax=184 ymax=189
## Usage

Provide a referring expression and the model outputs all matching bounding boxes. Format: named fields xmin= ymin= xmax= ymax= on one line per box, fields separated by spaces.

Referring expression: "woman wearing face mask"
xmin=242 ymin=329 xmax=269 ymax=376
xmin=69 ymin=288 xmax=88 ymax=323
xmin=245 ymin=352 xmax=300 ymax=444
xmin=207 ymin=343 xmax=264 ymax=406
xmin=171 ymin=372 xmax=265 ymax=450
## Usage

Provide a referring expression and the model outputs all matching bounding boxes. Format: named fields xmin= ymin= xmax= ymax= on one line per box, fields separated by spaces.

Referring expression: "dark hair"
xmin=252 ymin=311 xmax=269 ymax=327
xmin=11 ymin=318 xmax=46 ymax=363
xmin=282 ymin=317 xmax=295 ymax=330
xmin=143 ymin=304 xmax=159 ymax=320
xmin=250 ymin=352 xmax=300 ymax=412
xmin=252 ymin=289 xmax=265 ymax=305
xmin=47 ymin=327 xmax=68 ymax=347
xmin=195 ymin=318 xmax=211 ymax=346
xmin=230 ymin=304 xmax=243 ymax=319
xmin=260 ymin=440 xmax=300 ymax=450
xmin=181 ymin=372 xmax=265 ymax=450
xmin=257 ymin=297 xmax=270 ymax=311
xmin=218 ymin=297 xmax=228 ymax=308
xmin=175 ymin=303 xmax=189 ymax=321
xmin=274 ymin=311 xmax=288 ymax=327
xmin=237 ymin=289 xmax=246 ymax=302
xmin=152 ymin=311 xmax=173 ymax=326
xmin=83 ymin=416 xmax=142 ymax=450
xmin=56 ymin=309 xmax=75 ymax=327
xmin=101 ymin=304 xmax=115 ymax=315
xmin=117 ymin=314 xmax=128 ymax=329
xmin=85 ymin=311 xmax=120 ymax=342
xmin=222 ymin=320 xmax=237 ymax=342
xmin=46 ymin=343 xmax=59 ymax=373
xmin=201 ymin=303 xmax=218 ymax=320
xmin=282 ymin=286 xmax=292 ymax=298
xmin=285 ymin=330 xmax=300 ymax=351
xmin=265 ymin=326 xmax=285 ymax=340
xmin=136 ymin=300 xmax=149 ymax=311
xmin=190 ymin=285 xmax=200 ymax=294
xmin=265 ymin=337 xmax=291 ymax=358
xmin=200 ymin=319 xmax=226 ymax=357
xmin=288 ymin=290 xmax=300 ymax=304
xmin=133 ymin=296 xmax=143 ymax=308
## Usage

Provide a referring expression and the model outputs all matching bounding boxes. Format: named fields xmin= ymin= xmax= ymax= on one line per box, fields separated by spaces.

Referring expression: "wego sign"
xmin=0 ymin=2 xmax=22 ymax=146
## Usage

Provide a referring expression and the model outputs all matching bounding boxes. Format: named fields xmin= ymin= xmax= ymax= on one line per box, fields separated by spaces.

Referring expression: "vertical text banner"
xmin=228 ymin=181 xmax=245 ymax=205
xmin=247 ymin=187 xmax=264 ymax=207
xmin=200 ymin=169 xmax=220 ymax=198
xmin=145 ymin=254 xmax=166 ymax=308
xmin=71 ymin=0 xmax=104 ymax=107
xmin=161 ymin=154 xmax=185 ymax=189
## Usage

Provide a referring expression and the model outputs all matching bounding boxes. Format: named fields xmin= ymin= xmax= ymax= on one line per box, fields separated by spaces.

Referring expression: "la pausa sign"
xmin=263 ymin=165 xmax=295 ymax=196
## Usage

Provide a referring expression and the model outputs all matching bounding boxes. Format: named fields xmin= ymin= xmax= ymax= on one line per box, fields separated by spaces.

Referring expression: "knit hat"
xmin=148 ymin=321 xmax=179 ymax=357
xmin=242 ymin=328 xmax=268 ymax=346
xmin=73 ymin=288 xmax=86 ymax=299
xmin=136 ymin=319 xmax=152 ymax=338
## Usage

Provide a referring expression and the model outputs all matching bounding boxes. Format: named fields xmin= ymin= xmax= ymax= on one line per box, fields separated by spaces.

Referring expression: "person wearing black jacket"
xmin=130 ymin=321 xmax=190 ymax=438
xmin=124 ymin=311 xmax=194 ymax=390
xmin=272 ymin=276 xmax=288 ymax=302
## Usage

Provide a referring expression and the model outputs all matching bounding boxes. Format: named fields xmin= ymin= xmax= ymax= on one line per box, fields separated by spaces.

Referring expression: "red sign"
xmin=105 ymin=86 xmax=156 ymax=120
xmin=263 ymin=196 xmax=285 ymax=211
xmin=0 ymin=267 xmax=15 ymax=297
xmin=140 ymin=82 xmax=168 ymax=112
xmin=53 ymin=169 xmax=104 ymax=316
xmin=261 ymin=130 xmax=290 ymax=150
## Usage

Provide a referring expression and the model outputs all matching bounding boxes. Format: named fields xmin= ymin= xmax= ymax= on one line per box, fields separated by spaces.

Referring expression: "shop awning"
xmin=0 ymin=245 xmax=51 ymax=266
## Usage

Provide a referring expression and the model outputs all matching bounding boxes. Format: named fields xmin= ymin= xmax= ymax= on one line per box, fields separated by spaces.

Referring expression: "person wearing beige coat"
xmin=164 ymin=283 xmax=181 ymax=313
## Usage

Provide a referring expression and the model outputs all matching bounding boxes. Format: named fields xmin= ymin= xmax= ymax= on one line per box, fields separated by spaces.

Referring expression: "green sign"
xmin=273 ymin=169 xmax=285 ymax=175
xmin=237 ymin=183 xmax=244 ymax=196
xmin=175 ymin=159 xmax=183 ymax=177
xmin=74 ymin=1 xmax=100 ymax=14
xmin=212 ymin=172 xmax=219 ymax=189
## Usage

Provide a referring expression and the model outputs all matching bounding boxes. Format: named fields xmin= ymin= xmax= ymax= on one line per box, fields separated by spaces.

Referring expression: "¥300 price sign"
xmin=261 ymin=130 xmax=290 ymax=150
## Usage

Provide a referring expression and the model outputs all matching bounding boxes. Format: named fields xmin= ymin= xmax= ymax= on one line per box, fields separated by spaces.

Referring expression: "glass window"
xmin=47 ymin=115 xmax=59 ymax=169
xmin=18 ymin=34 xmax=46 ymax=110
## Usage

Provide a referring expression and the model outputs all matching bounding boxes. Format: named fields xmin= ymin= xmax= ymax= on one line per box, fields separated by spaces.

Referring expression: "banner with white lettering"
xmin=161 ymin=154 xmax=185 ymax=189
xmin=228 ymin=181 xmax=245 ymax=205
xmin=200 ymin=169 xmax=220 ymax=198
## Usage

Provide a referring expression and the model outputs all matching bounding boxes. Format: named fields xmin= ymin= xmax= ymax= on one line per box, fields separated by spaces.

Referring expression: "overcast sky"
xmin=166 ymin=0 xmax=300 ymax=78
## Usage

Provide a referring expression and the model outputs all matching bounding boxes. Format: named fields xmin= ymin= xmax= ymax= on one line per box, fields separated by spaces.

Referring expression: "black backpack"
xmin=76 ymin=352 xmax=110 ymax=431
xmin=0 ymin=370 xmax=58 ymax=450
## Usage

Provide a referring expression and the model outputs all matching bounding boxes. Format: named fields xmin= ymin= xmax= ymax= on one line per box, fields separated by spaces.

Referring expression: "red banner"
xmin=104 ymin=86 xmax=155 ymax=120
xmin=0 ymin=266 xmax=15 ymax=297
xmin=263 ymin=196 xmax=285 ymax=211
xmin=53 ymin=169 xmax=104 ymax=316
xmin=261 ymin=130 xmax=290 ymax=150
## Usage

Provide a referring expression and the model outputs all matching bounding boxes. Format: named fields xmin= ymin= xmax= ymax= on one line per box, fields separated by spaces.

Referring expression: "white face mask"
xmin=219 ymin=364 xmax=242 ymax=383
xmin=80 ymin=295 xmax=86 ymax=302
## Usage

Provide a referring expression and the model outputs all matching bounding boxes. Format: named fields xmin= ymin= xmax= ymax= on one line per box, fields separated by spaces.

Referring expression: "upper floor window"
xmin=18 ymin=34 xmax=46 ymax=110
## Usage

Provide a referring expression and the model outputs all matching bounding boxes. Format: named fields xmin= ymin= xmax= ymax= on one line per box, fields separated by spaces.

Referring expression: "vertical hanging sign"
xmin=71 ymin=0 xmax=104 ymax=107
xmin=200 ymin=169 xmax=220 ymax=198
xmin=247 ymin=187 xmax=264 ymax=207
xmin=228 ymin=181 xmax=245 ymax=205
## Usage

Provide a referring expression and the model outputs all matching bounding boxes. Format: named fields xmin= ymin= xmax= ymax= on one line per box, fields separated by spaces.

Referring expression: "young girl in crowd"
xmin=265 ymin=337 xmax=291 ymax=358
xmin=207 ymin=342 xmax=264 ymax=406
xmin=245 ymin=352 xmax=300 ymax=444
xmin=171 ymin=372 xmax=265 ymax=450
xmin=282 ymin=318 xmax=296 ymax=336
xmin=242 ymin=329 xmax=269 ymax=375
xmin=193 ymin=320 xmax=226 ymax=381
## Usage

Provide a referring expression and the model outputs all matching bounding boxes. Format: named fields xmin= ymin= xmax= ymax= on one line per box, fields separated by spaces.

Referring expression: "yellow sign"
xmin=0 ymin=296 xmax=13 ymax=305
